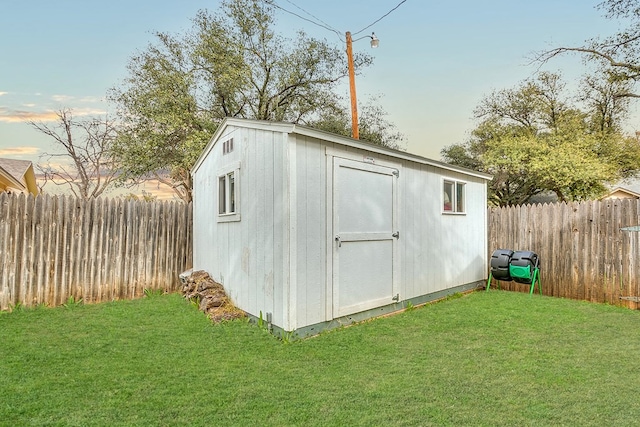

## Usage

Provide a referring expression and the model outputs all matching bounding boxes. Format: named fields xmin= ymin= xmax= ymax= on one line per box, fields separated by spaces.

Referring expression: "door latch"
xmin=335 ymin=235 xmax=341 ymax=247
xmin=392 ymin=231 xmax=400 ymax=239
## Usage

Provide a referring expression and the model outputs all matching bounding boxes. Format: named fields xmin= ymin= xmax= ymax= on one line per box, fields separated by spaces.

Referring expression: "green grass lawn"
xmin=3 ymin=291 xmax=640 ymax=426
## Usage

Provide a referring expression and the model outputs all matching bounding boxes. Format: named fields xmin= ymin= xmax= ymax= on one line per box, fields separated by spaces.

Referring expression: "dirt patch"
xmin=180 ymin=270 xmax=245 ymax=322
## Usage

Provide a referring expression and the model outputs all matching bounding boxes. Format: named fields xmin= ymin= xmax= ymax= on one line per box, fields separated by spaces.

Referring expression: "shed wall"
xmin=193 ymin=120 xmax=488 ymax=333
xmin=290 ymin=137 xmax=488 ymax=330
xmin=400 ymin=162 xmax=487 ymax=299
xmin=193 ymin=125 xmax=290 ymax=329
xmin=292 ymin=135 xmax=328 ymax=328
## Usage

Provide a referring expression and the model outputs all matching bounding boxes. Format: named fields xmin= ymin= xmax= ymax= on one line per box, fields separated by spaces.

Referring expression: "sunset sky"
xmin=0 ymin=0 xmax=631 ymax=198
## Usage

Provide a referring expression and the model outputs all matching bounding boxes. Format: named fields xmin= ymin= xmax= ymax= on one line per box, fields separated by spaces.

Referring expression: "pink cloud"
xmin=51 ymin=94 xmax=74 ymax=102
xmin=0 ymin=109 xmax=59 ymax=123
xmin=0 ymin=146 xmax=40 ymax=156
xmin=0 ymin=106 xmax=108 ymax=123
xmin=137 ymin=179 xmax=180 ymax=200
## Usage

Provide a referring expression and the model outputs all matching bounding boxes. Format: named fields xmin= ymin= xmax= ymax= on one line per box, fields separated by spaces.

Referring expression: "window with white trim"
xmin=218 ymin=172 xmax=235 ymax=214
xmin=443 ymin=179 xmax=465 ymax=213
xmin=218 ymin=163 xmax=240 ymax=222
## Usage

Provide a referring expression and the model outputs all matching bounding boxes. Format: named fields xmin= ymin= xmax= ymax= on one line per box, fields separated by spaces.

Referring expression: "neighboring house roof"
xmin=600 ymin=186 xmax=640 ymax=200
xmin=192 ymin=118 xmax=493 ymax=181
xmin=0 ymin=158 xmax=38 ymax=195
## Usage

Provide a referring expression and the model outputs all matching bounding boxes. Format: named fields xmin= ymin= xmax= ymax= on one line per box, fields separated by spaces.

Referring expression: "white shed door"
xmin=332 ymin=158 xmax=398 ymax=318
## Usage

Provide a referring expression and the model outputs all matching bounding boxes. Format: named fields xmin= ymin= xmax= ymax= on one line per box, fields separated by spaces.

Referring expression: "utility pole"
xmin=346 ymin=31 xmax=359 ymax=140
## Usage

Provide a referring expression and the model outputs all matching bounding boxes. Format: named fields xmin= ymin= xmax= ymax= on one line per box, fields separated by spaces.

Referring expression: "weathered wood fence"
xmin=5 ymin=193 xmax=638 ymax=310
xmin=488 ymin=199 xmax=640 ymax=307
xmin=0 ymin=192 xmax=192 ymax=310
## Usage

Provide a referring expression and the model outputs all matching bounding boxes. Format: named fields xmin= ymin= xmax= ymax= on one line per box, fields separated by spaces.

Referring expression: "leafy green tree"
xmin=308 ymin=96 xmax=405 ymax=150
xmin=474 ymin=72 xmax=569 ymax=132
xmin=442 ymin=73 xmax=640 ymax=206
xmin=109 ymin=0 xmax=395 ymax=202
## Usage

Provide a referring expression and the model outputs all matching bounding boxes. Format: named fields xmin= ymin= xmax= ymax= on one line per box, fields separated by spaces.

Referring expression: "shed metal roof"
xmin=192 ymin=118 xmax=492 ymax=181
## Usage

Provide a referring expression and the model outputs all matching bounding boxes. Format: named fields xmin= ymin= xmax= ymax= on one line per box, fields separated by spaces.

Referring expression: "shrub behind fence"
xmin=488 ymin=199 xmax=640 ymax=307
xmin=0 ymin=192 xmax=192 ymax=310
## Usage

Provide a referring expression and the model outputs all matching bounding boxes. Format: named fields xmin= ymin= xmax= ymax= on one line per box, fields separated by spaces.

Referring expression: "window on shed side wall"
xmin=218 ymin=175 xmax=227 ymax=215
xmin=443 ymin=179 xmax=466 ymax=214
xmin=219 ymin=171 xmax=235 ymax=214
xmin=456 ymin=181 xmax=465 ymax=212
xmin=217 ymin=163 xmax=240 ymax=222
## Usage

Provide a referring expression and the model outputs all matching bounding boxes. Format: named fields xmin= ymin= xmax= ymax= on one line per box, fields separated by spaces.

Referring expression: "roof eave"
xmin=191 ymin=118 xmax=492 ymax=182
xmin=0 ymin=164 xmax=27 ymax=191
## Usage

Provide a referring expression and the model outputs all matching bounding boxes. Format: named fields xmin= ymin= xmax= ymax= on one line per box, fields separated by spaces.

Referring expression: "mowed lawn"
xmin=3 ymin=291 xmax=640 ymax=426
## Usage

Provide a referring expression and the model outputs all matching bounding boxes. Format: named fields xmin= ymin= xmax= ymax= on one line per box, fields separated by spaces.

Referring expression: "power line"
xmin=280 ymin=0 xmax=340 ymax=35
xmin=267 ymin=0 xmax=408 ymax=42
xmin=353 ymin=0 xmax=408 ymax=36
xmin=265 ymin=1 xmax=342 ymax=39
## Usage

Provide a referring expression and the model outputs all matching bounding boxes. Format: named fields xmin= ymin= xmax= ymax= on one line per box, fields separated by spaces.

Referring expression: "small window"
xmin=219 ymin=171 xmax=235 ymax=214
xmin=228 ymin=173 xmax=235 ymax=213
xmin=217 ymin=162 xmax=240 ymax=222
xmin=443 ymin=179 xmax=465 ymax=213
xmin=218 ymin=176 xmax=227 ymax=215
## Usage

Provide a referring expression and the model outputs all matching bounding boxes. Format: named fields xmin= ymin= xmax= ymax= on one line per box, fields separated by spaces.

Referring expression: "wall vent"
xmin=222 ymin=138 xmax=234 ymax=155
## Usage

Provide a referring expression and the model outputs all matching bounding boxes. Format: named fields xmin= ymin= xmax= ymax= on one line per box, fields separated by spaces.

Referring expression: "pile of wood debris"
xmin=180 ymin=270 xmax=245 ymax=322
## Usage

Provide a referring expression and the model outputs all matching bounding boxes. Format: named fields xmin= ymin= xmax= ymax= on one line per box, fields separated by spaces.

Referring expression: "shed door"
xmin=332 ymin=157 xmax=398 ymax=318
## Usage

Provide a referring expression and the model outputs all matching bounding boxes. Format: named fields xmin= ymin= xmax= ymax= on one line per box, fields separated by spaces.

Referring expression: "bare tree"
xmin=579 ymin=74 xmax=632 ymax=133
xmin=30 ymin=109 xmax=120 ymax=199
xmin=535 ymin=0 xmax=640 ymax=98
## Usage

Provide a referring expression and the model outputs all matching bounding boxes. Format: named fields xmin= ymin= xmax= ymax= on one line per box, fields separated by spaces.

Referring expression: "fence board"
xmin=0 ymin=193 xmax=192 ymax=310
xmin=489 ymin=199 xmax=640 ymax=308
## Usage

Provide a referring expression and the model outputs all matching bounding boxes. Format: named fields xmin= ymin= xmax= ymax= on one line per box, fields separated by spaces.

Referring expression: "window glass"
xmin=217 ymin=164 xmax=240 ymax=222
xmin=456 ymin=182 xmax=465 ymax=213
xmin=443 ymin=179 xmax=466 ymax=214
xmin=218 ymin=176 xmax=226 ymax=214
xmin=443 ymin=181 xmax=453 ymax=211
xmin=228 ymin=172 xmax=235 ymax=213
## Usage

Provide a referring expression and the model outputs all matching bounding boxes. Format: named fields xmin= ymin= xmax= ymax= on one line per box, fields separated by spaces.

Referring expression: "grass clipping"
xmin=181 ymin=270 xmax=245 ymax=322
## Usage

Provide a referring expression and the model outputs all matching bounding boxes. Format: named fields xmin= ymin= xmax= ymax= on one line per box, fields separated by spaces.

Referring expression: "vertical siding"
xmin=400 ymin=162 xmax=424 ymax=298
xmin=274 ymin=131 xmax=287 ymax=330
xmin=293 ymin=136 xmax=327 ymax=328
xmin=193 ymin=125 xmax=489 ymax=331
xmin=261 ymin=132 xmax=276 ymax=324
xmin=290 ymin=141 xmax=489 ymax=329
xmin=192 ymin=126 xmax=288 ymax=327
xmin=399 ymin=163 xmax=487 ymax=299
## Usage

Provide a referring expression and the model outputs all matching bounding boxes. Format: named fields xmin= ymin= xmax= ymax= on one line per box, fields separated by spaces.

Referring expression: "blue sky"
xmin=0 ymin=0 xmax=629 ymax=166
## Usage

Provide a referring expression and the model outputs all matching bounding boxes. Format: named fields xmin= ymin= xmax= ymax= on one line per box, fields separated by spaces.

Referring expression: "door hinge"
xmin=392 ymin=231 xmax=400 ymax=239
xmin=392 ymin=169 xmax=399 ymax=177
xmin=392 ymin=293 xmax=400 ymax=302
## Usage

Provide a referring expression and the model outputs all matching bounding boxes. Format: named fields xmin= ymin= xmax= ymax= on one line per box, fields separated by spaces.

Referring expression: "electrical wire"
xmin=265 ymin=0 xmax=342 ymax=39
xmin=280 ymin=0 xmax=341 ymax=35
xmin=266 ymin=0 xmax=409 ymax=42
xmin=352 ymin=0 xmax=408 ymax=36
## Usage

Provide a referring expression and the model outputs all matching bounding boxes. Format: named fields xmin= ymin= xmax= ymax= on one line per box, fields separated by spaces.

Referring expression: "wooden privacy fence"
xmin=0 ymin=192 xmax=192 ymax=310
xmin=488 ymin=199 xmax=640 ymax=307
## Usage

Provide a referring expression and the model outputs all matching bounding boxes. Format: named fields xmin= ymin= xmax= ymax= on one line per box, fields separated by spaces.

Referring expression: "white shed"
xmin=191 ymin=118 xmax=491 ymax=337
